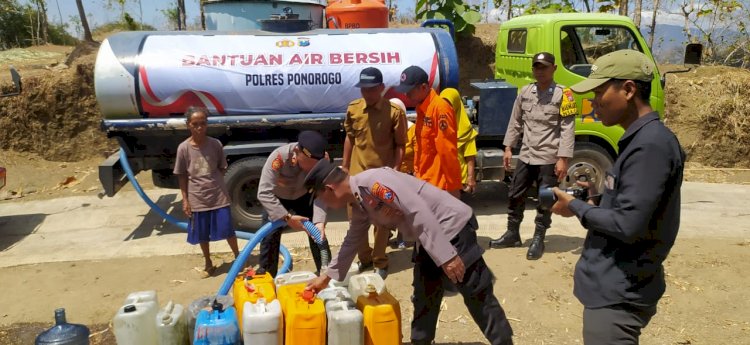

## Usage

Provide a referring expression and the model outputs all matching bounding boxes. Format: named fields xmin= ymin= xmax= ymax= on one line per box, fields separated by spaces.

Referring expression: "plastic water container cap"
xmin=245 ymin=282 xmax=256 ymax=293
xmin=245 ymin=268 xmax=256 ymax=278
xmin=161 ymin=301 xmax=174 ymax=324
xmin=212 ymin=300 xmax=223 ymax=311
xmin=124 ymin=305 xmax=136 ymax=313
xmin=302 ymin=290 xmax=315 ymax=303
xmin=365 ymin=284 xmax=377 ymax=295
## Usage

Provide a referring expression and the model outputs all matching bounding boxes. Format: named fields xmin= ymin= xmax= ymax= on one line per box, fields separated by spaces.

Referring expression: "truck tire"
xmin=225 ymin=157 xmax=267 ymax=231
xmin=564 ymin=142 xmax=614 ymax=192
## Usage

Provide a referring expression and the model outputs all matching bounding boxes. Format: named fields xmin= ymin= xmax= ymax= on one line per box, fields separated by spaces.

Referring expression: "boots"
xmin=526 ymin=227 xmax=547 ymax=260
xmin=489 ymin=228 xmax=522 ymax=248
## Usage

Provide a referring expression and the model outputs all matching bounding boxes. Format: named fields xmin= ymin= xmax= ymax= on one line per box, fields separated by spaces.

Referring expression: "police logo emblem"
xmin=439 ymin=120 xmax=448 ymax=130
xmin=371 ymin=182 xmax=395 ymax=203
xmin=272 ymin=154 xmax=283 ymax=171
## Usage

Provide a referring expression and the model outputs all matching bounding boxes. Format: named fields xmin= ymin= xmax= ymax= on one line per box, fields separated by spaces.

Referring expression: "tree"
xmin=677 ymin=0 xmax=748 ymax=64
xmin=200 ymin=0 xmax=206 ymax=29
xmin=648 ymin=0 xmax=660 ymax=49
xmin=508 ymin=0 xmax=513 ymax=19
xmin=34 ymin=0 xmax=49 ymax=44
xmin=416 ymin=0 xmax=482 ymax=35
xmin=178 ymin=0 xmax=186 ymax=30
xmin=161 ymin=6 xmax=179 ymax=30
xmin=525 ymin=0 xmax=578 ymax=14
xmin=618 ymin=0 xmax=628 ymax=15
xmin=633 ymin=0 xmax=642 ymax=28
xmin=75 ymin=0 xmax=93 ymax=42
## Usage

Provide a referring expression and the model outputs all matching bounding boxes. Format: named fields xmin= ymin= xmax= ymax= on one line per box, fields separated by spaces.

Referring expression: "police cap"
xmin=297 ymin=130 xmax=327 ymax=160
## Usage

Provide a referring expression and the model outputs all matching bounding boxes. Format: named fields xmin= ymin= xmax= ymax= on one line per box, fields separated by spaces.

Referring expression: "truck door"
xmin=553 ymin=23 xmax=661 ymax=191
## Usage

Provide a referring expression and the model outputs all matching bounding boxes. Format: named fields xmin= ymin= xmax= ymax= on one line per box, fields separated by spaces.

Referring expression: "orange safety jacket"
xmin=413 ymin=89 xmax=461 ymax=192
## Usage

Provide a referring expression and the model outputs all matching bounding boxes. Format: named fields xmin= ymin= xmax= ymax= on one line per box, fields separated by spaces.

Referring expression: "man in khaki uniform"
xmin=342 ymin=67 xmax=407 ymax=278
xmin=489 ymin=52 xmax=575 ymax=260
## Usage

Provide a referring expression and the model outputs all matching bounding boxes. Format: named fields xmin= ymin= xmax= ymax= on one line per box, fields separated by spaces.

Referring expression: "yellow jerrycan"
xmin=232 ymin=268 xmax=276 ymax=331
xmin=356 ymin=284 xmax=402 ymax=345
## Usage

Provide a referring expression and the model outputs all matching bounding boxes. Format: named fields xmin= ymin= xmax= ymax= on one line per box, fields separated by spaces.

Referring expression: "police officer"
xmin=342 ymin=67 xmax=407 ymax=279
xmin=257 ymin=130 xmax=332 ymax=277
xmin=551 ymin=50 xmax=685 ymax=344
xmin=303 ymin=160 xmax=514 ymax=345
xmin=489 ymin=52 xmax=575 ymax=260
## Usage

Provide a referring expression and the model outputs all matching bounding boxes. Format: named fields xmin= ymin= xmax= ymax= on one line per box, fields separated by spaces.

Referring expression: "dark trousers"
xmin=583 ymin=304 xmax=657 ymax=345
xmin=508 ymin=160 xmax=558 ymax=230
xmin=259 ymin=193 xmax=332 ymax=277
xmin=411 ymin=218 xmax=514 ymax=345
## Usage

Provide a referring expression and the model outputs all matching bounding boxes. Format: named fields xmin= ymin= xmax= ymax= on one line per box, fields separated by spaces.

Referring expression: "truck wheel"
xmin=563 ymin=142 xmax=613 ymax=192
xmin=225 ymin=157 xmax=267 ymax=231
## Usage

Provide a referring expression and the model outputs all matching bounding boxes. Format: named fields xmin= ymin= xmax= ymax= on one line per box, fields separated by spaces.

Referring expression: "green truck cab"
xmin=477 ymin=13 xmax=676 ymax=190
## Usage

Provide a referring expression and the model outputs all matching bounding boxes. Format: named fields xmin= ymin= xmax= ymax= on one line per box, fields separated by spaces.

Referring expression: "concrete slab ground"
xmin=1 ymin=181 xmax=748 ymax=268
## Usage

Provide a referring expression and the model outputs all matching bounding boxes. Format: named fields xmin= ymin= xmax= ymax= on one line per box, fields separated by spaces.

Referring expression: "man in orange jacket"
xmin=395 ymin=66 xmax=461 ymax=197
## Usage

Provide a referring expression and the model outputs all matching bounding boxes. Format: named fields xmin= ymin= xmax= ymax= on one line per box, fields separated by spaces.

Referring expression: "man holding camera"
xmin=551 ymin=50 xmax=685 ymax=344
xmin=489 ymin=52 xmax=575 ymax=260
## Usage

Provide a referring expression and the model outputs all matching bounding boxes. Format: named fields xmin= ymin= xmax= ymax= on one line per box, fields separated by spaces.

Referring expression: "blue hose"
xmin=117 ymin=148 xmax=293 ymax=277
xmin=217 ymin=219 xmax=285 ymax=295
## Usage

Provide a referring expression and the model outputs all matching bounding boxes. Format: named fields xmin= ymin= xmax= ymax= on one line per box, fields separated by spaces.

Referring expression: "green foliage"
xmin=123 ymin=12 xmax=139 ymax=30
xmin=525 ymin=0 xmax=578 ymax=14
xmin=47 ymin=24 xmax=78 ymax=46
xmin=595 ymin=0 xmax=619 ymax=13
xmin=92 ymin=20 xmax=156 ymax=37
xmin=0 ymin=0 xmax=31 ymax=49
xmin=416 ymin=0 xmax=483 ymax=35
xmin=161 ymin=6 xmax=180 ymax=30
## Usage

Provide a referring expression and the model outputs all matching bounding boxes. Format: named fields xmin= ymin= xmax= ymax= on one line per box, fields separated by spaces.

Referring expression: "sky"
xmin=26 ymin=0 xmax=447 ymax=38
xmin=22 ymin=0 xmax=715 ymax=39
xmin=23 ymin=0 xmax=203 ymax=36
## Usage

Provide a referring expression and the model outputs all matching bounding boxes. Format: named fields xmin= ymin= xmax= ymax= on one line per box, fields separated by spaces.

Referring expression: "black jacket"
xmin=569 ymin=112 xmax=685 ymax=308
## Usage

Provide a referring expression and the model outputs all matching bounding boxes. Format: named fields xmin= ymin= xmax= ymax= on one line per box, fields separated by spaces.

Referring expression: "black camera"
xmin=539 ymin=186 xmax=588 ymax=210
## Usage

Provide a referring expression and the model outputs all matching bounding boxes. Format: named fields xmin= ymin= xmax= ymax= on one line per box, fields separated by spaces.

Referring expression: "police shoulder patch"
xmin=560 ymin=88 xmax=577 ymax=117
xmin=371 ymin=181 xmax=396 ymax=203
xmin=271 ymin=153 xmax=284 ymax=171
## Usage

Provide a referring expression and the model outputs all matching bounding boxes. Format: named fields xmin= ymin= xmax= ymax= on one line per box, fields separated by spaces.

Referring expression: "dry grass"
xmin=666 ymin=65 xmax=750 ymax=168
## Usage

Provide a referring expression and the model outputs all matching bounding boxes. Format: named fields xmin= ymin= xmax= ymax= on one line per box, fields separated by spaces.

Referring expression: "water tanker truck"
xmin=95 ymin=14 xmax=700 ymax=230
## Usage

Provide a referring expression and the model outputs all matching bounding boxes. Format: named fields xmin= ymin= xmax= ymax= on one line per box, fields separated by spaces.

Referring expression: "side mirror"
xmin=684 ymin=43 xmax=702 ymax=65
xmin=0 ymin=67 xmax=22 ymax=98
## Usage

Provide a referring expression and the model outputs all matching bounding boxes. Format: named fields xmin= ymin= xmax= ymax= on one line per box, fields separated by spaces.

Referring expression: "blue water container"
xmin=35 ymin=308 xmax=90 ymax=345
xmin=193 ymin=300 xmax=241 ymax=345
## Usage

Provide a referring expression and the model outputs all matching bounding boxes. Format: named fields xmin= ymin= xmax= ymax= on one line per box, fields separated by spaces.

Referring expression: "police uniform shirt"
xmin=257 ymin=143 xmax=327 ymax=222
xmin=325 ymin=167 xmax=474 ymax=281
xmin=568 ymin=112 xmax=685 ymax=308
xmin=503 ymin=83 xmax=575 ymax=165
xmin=344 ymin=97 xmax=407 ymax=175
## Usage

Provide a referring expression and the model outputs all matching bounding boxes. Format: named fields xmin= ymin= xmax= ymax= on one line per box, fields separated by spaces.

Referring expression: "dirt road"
xmin=1 ymin=180 xmax=749 ymax=344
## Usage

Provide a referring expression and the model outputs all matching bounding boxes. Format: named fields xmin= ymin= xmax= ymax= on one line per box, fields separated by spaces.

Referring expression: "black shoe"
xmin=527 ymin=232 xmax=546 ymax=260
xmin=489 ymin=230 xmax=522 ymax=248
xmin=357 ymin=261 xmax=374 ymax=273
